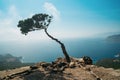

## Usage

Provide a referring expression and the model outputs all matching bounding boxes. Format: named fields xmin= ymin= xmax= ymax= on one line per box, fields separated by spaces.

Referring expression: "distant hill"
xmin=106 ymin=34 xmax=120 ymax=42
xmin=0 ymin=54 xmax=22 ymax=63
xmin=0 ymin=54 xmax=34 ymax=71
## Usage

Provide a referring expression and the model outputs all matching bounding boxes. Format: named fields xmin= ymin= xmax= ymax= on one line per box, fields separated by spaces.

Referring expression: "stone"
xmin=30 ymin=66 xmax=38 ymax=70
xmin=57 ymin=62 xmax=67 ymax=68
xmin=40 ymin=62 xmax=51 ymax=68
xmin=82 ymin=56 xmax=93 ymax=65
xmin=69 ymin=62 xmax=75 ymax=68
xmin=78 ymin=58 xmax=84 ymax=63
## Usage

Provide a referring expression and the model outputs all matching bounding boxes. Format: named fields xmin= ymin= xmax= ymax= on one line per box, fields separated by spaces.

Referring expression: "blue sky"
xmin=0 ymin=0 xmax=120 ymax=42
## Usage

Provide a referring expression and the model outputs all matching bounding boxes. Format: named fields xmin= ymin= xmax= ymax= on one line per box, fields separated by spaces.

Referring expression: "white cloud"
xmin=43 ymin=2 xmax=60 ymax=21
xmin=0 ymin=5 xmax=51 ymax=42
xmin=0 ymin=5 xmax=21 ymax=28
xmin=0 ymin=4 xmax=93 ymax=42
xmin=9 ymin=5 xmax=18 ymax=17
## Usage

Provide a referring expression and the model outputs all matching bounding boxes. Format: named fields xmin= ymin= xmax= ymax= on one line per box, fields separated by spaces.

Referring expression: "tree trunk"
xmin=44 ymin=28 xmax=71 ymax=63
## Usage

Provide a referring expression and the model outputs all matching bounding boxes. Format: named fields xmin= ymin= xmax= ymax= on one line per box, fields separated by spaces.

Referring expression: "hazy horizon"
xmin=0 ymin=38 xmax=120 ymax=63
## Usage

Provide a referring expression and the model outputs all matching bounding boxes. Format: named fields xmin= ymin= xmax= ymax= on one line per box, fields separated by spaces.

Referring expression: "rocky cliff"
xmin=0 ymin=57 xmax=120 ymax=80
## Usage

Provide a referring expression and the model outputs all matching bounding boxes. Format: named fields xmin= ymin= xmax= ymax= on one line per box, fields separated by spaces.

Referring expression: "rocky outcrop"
xmin=0 ymin=57 xmax=120 ymax=80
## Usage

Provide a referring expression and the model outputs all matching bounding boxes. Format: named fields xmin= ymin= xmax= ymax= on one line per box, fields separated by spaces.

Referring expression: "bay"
xmin=0 ymin=38 xmax=120 ymax=63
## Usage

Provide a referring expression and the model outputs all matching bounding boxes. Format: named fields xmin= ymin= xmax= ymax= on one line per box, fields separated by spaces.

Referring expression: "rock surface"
xmin=0 ymin=57 xmax=120 ymax=80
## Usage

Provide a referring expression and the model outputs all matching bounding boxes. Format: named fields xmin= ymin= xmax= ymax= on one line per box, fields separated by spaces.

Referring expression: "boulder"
xmin=82 ymin=56 xmax=93 ymax=65
xmin=78 ymin=58 xmax=85 ymax=63
xmin=69 ymin=62 xmax=75 ymax=68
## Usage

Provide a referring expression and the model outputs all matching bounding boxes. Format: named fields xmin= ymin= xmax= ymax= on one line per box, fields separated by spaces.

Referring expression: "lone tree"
xmin=17 ymin=13 xmax=71 ymax=63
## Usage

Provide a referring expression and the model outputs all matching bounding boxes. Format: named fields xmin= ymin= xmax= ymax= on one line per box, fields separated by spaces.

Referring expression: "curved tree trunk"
xmin=44 ymin=28 xmax=71 ymax=63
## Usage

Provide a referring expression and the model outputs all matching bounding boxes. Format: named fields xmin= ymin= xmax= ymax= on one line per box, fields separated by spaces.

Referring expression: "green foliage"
xmin=96 ymin=58 xmax=120 ymax=69
xmin=17 ymin=13 xmax=52 ymax=35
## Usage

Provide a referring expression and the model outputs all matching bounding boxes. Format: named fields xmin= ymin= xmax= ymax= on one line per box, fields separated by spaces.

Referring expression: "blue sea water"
xmin=0 ymin=38 xmax=120 ymax=63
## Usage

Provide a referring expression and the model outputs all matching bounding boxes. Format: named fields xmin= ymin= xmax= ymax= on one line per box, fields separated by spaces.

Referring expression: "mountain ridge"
xmin=107 ymin=34 xmax=120 ymax=42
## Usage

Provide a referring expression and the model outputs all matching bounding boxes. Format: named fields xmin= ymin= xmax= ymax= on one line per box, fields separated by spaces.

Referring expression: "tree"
xmin=17 ymin=13 xmax=71 ymax=63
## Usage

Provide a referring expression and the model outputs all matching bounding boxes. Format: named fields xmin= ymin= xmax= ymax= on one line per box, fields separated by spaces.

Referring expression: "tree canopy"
xmin=17 ymin=13 xmax=71 ymax=63
xmin=17 ymin=13 xmax=52 ymax=35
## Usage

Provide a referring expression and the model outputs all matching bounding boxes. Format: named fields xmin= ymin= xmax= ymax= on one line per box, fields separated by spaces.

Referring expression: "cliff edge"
xmin=0 ymin=57 xmax=120 ymax=80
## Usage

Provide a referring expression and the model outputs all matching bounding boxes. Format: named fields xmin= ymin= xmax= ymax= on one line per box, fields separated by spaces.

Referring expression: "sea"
xmin=0 ymin=38 xmax=120 ymax=63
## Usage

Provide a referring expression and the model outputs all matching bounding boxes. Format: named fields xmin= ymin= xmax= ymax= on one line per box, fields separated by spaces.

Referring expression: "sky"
xmin=0 ymin=0 xmax=120 ymax=42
